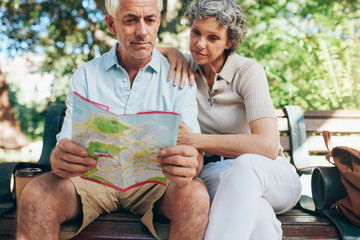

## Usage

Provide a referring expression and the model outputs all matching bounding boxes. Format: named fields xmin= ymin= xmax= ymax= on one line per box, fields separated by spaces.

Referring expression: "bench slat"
xmin=304 ymin=119 xmax=360 ymax=133
xmin=276 ymin=109 xmax=360 ymax=119
xmin=281 ymin=226 xmax=340 ymax=239
xmin=74 ymin=222 xmax=155 ymax=240
xmin=278 ymin=118 xmax=360 ymax=133
xmin=281 ymin=135 xmax=360 ymax=153
xmin=302 ymin=109 xmax=360 ymax=119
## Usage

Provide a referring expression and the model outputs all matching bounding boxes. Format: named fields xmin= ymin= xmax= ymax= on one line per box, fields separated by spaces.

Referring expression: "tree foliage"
xmin=1 ymin=0 xmax=359 ymax=139
xmin=2 ymin=1 xmax=111 ymax=96
xmin=237 ymin=0 xmax=360 ymax=110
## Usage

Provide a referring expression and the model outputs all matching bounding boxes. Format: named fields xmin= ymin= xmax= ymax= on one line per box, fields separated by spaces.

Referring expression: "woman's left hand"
xmin=177 ymin=122 xmax=193 ymax=146
xmin=157 ymin=46 xmax=198 ymax=88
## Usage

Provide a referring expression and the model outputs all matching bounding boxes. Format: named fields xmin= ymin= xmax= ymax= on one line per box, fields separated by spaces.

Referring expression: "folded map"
xmin=71 ymin=92 xmax=180 ymax=191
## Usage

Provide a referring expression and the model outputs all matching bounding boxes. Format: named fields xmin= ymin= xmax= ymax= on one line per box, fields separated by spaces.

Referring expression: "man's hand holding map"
xmin=71 ymin=92 xmax=181 ymax=192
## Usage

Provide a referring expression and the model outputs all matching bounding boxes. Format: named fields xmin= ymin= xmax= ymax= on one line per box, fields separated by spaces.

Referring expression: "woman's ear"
xmin=226 ymin=40 xmax=232 ymax=50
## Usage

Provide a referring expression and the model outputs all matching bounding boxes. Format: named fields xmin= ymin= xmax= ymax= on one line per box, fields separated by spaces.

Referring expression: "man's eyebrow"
xmin=123 ymin=13 xmax=158 ymax=18
xmin=123 ymin=13 xmax=137 ymax=18
xmin=145 ymin=14 xmax=158 ymax=18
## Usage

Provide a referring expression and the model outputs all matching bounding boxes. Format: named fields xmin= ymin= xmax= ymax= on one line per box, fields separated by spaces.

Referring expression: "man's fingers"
xmin=159 ymin=145 xmax=197 ymax=158
xmin=65 ymin=153 xmax=97 ymax=166
xmin=51 ymin=140 xmax=97 ymax=178
xmin=52 ymin=155 xmax=96 ymax=174
xmin=162 ymin=169 xmax=194 ymax=187
xmin=58 ymin=138 xmax=88 ymax=157
xmin=158 ymin=154 xmax=197 ymax=169
xmin=52 ymin=167 xmax=91 ymax=178
xmin=52 ymin=145 xmax=96 ymax=166
xmin=161 ymin=164 xmax=196 ymax=178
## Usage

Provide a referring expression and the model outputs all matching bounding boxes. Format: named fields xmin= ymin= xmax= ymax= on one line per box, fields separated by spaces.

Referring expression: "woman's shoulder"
xmin=222 ymin=53 xmax=265 ymax=79
xmin=227 ymin=53 xmax=263 ymax=70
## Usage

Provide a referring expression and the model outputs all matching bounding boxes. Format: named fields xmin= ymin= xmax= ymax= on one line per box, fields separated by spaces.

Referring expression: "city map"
xmin=71 ymin=92 xmax=180 ymax=192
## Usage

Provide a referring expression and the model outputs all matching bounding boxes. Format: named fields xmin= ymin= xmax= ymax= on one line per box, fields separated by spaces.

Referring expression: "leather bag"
xmin=323 ymin=131 xmax=360 ymax=227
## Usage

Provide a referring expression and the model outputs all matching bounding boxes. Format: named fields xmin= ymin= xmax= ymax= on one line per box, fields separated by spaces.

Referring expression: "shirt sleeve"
xmin=174 ymin=82 xmax=201 ymax=134
xmin=238 ymin=61 xmax=276 ymax=123
xmin=56 ymin=68 xmax=87 ymax=141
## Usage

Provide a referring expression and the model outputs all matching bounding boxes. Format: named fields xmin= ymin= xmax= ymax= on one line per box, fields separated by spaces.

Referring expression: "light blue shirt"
xmin=57 ymin=43 xmax=200 ymax=140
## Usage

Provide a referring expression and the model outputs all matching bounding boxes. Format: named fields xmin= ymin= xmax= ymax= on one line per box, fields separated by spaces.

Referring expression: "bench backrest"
xmin=276 ymin=106 xmax=360 ymax=173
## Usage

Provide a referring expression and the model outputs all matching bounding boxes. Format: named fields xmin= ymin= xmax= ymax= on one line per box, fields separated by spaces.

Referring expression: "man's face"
xmin=105 ymin=0 xmax=161 ymax=63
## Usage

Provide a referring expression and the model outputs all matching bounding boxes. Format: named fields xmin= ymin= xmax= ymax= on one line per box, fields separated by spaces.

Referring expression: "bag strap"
xmin=324 ymin=209 xmax=360 ymax=239
xmin=322 ymin=130 xmax=332 ymax=152
xmin=322 ymin=131 xmax=335 ymax=164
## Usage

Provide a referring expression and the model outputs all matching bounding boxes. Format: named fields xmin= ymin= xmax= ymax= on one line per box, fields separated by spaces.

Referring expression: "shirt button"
xmin=217 ymin=76 xmax=221 ymax=81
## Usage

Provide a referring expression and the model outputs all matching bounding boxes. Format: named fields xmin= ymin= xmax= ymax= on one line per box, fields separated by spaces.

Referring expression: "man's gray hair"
xmin=105 ymin=0 xmax=163 ymax=18
xmin=184 ymin=0 xmax=247 ymax=54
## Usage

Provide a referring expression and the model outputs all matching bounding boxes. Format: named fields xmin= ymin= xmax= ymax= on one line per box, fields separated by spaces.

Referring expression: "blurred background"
xmin=0 ymin=0 xmax=359 ymax=162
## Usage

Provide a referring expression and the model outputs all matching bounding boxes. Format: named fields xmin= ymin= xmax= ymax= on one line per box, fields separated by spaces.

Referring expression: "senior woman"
xmin=159 ymin=0 xmax=302 ymax=239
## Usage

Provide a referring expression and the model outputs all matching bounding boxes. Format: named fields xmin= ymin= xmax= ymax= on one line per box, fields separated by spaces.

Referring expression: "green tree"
xmin=0 ymin=0 xmax=187 ymax=139
xmin=237 ymin=0 xmax=360 ymax=110
xmin=1 ymin=0 xmax=113 ymax=139
xmin=1 ymin=0 xmax=188 ymax=103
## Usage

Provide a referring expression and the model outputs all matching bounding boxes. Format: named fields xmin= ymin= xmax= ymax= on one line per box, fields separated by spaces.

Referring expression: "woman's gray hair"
xmin=105 ymin=0 xmax=163 ymax=18
xmin=185 ymin=0 xmax=247 ymax=53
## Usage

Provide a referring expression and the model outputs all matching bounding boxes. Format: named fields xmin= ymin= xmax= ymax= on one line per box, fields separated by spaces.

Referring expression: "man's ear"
xmin=105 ymin=15 xmax=116 ymax=35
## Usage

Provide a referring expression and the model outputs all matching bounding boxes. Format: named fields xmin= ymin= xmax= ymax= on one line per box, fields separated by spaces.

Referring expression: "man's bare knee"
xmin=173 ymin=179 xmax=209 ymax=202
xmin=157 ymin=179 xmax=209 ymax=240
xmin=160 ymin=179 xmax=210 ymax=219
xmin=18 ymin=172 xmax=80 ymax=223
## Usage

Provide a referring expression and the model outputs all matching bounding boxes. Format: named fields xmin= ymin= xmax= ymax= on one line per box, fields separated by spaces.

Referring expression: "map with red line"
xmin=71 ymin=92 xmax=180 ymax=192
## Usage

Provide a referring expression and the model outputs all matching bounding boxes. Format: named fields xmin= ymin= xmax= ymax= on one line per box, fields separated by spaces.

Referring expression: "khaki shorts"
xmin=60 ymin=176 xmax=169 ymax=240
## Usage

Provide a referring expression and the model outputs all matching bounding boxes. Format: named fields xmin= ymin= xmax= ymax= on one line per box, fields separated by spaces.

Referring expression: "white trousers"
xmin=199 ymin=154 xmax=302 ymax=240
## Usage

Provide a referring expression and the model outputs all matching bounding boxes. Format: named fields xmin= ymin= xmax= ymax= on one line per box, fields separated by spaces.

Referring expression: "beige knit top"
xmin=186 ymin=52 xmax=277 ymax=135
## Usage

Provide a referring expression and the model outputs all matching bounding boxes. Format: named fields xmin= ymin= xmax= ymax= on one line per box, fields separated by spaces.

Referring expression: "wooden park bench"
xmin=1 ymin=104 xmax=360 ymax=239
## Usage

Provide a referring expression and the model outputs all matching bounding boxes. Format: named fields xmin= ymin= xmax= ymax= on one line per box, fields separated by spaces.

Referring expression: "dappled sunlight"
xmin=0 ymin=140 xmax=42 ymax=163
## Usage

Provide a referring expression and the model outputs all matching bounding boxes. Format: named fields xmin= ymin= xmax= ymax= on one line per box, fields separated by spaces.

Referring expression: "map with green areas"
xmin=71 ymin=92 xmax=180 ymax=192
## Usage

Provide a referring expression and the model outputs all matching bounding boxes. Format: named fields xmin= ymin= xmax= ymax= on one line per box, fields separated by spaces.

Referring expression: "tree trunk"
xmin=0 ymin=68 xmax=29 ymax=149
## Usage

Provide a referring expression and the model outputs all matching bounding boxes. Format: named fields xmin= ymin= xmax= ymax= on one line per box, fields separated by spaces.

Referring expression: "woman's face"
xmin=189 ymin=17 xmax=231 ymax=68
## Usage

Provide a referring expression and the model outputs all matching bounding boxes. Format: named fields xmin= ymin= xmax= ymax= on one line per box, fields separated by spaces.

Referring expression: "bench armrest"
xmin=284 ymin=105 xmax=312 ymax=174
xmin=37 ymin=104 xmax=66 ymax=165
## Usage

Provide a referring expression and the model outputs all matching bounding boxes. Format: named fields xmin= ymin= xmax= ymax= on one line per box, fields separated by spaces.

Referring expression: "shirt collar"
xmin=148 ymin=48 xmax=161 ymax=73
xmin=194 ymin=52 xmax=237 ymax=83
xmin=104 ymin=43 xmax=119 ymax=71
xmin=218 ymin=52 xmax=237 ymax=83
xmin=104 ymin=42 xmax=159 ymax=73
